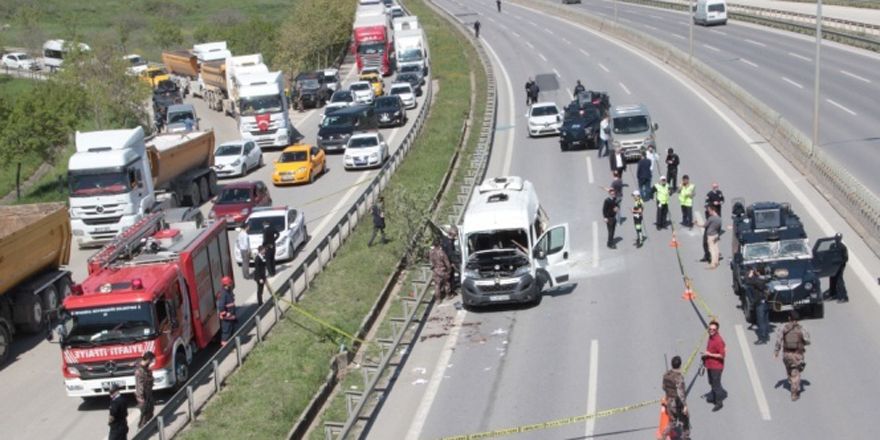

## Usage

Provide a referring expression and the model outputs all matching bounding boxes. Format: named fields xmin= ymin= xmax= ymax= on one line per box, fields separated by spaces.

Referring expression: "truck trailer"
xmin=353 ymin=14 xmax=392 ymax=75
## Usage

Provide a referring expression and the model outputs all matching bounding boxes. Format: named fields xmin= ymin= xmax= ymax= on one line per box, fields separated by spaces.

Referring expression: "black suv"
xmin=374 ymin=96 xmax=407 ymax=128
xmin=292 ymin=72 xmax=331 ymax=109
xmin=317 ymin=104 xmax=377 ymax=152
xmin=730 ymin=200 xmax=845 ymax=321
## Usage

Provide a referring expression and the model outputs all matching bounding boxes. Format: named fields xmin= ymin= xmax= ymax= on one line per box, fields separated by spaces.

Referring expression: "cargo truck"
xmin=57 ymin=211 xmax=233 ymax=397
xmin=0 ymin=203 xmax=73 ymax=365
xmin=353 ymin=14 xmax=392 ymax=75
xmin=67 ymin=127 xmax=217 ymax=248
xmin=393 ymin=28 xmax=428 ymax=75
xmin=161 ymin=41 xmax=232 ymax=98
xmin=237 ymin=71 xmax=291 ymax=148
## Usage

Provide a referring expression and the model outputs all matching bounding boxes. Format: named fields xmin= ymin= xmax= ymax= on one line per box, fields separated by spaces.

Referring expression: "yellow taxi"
xmin=140 ymin=65 xmax=170 ymax=88
xmin=359 ymin=69 xmax=384 ymax=97
xmin=272 ymin=143 xmax=326 ymax=185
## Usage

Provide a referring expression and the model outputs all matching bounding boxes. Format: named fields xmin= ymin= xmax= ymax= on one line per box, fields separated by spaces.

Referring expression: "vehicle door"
xmin=243 ymin=142 xmax=256 ymax=169
xmin=534 ymin=224 xmax=571 ymax=288
xmin=288 ymin=209 xmax=301 ymax=248
xmin=812 ymin=237 xmax=846 ymax=278
xmin=311 ymin=146 xmax=324 ymax=173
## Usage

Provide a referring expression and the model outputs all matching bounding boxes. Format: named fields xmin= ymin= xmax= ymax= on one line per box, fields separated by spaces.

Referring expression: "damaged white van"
xmin=459 ymin=176 xmax=571 ymax=307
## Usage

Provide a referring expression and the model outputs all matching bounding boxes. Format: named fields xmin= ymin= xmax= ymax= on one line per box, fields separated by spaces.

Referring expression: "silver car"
xmin=609 ymin=104 xmax=659 ymax=162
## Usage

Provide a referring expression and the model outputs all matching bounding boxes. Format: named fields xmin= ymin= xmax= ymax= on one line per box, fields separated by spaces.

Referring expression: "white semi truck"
xmin=236 ymin=70 xmax=291 ymax=149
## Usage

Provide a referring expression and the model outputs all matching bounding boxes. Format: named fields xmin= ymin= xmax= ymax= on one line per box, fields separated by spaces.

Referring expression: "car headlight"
xmin=369 ymin=152 xmax=379 ymax=160
xmin=296 ymin=167 xmax=307 ymax=174
xmin=463 ymin=269 xmax=479 ymax=279
xmin=231 ymin=159 xmax=241 ymax=167
xmin=67 ymin=366 xmax=81 ymax=377
xmin=394 ymin=111 xmax=401 ymax=116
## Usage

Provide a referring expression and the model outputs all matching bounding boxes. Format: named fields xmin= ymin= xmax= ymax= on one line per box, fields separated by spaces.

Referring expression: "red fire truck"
xmin=58 ymin=212 xmax=233 ymax=397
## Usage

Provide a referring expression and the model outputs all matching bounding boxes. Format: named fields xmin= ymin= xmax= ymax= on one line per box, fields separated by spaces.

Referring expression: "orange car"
xmin=272 ymin=144 xmax=326 ymax=185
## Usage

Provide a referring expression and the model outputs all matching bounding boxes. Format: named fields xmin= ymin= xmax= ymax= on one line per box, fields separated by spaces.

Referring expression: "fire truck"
xmin=57 ymin=212 xmax=233 ymax=397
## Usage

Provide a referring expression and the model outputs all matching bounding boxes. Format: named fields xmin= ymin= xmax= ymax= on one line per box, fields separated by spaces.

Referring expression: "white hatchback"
xmin=389 ymin=83 xmax=416 ymax=109
xmin=526 ymin=102 xmax=563 ymax=137
xmin=344 ymin=132 xmax=388 ymax=170
xmin=349 ymin=81 xmax=374 ymax=105
xmin=214 ymin=140 xmax=263 ymax=178
xmin=1 ymin=52 xmax=36 ymax=70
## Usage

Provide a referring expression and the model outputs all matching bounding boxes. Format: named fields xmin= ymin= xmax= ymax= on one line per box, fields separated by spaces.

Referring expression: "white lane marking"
xmin=585 ymin=340 xmax=599 ymax=437
xmin=712 ymin=29 xmax=728 ymax=36
xmin=526 ymin=41 xmax=534 ymax=49
xmin=735 ymin=325 xmax=772 ymax=421
xmin=745 ymin=39 xmax=767 ymax=47
xmin=511 ymin=0 xmax=880 ymax=306
xmin=528 ymin=20 xmax=540 ymax=27
xmin=481 ymin=37 xmax=517 ymax=176
xmin=405 ymin=310 xmax=467 ymax=440
xmin=592 ymin=221 xmax=599 ymax=268
xmin=545 ymin=28 xmax=555 ymax=35
xmin=539 ymin=52 xmax=548 ymax=62
xmin=740 ymin=58 xmax=759 ymax=68
xmin=826 ymin=99 xmax=858 ymax=116
xmin=619 ymin=82 xmax=631 ymax=95
xmin=649 ymin=14 xmax=664 ymax=20
xmin=562 ymin=37 xmax=572 ymax=45
xmin=840 ymin=69 xmax=871 ymax=83
xmin=587 ymin=156 xmax=594 ymax=184
xmin=787 ymin=52 xmax=811 ymax=62
xmin=672 ymin=33 xmax=686 ymax=40
xmin=487 ymin=16 xmax=496 ymax=23
xmin=781 ymin=76 xmax=804 ymax=89
xmin=598 ymin=63 xmax=610 ymax=73
xmin=511 ymin=31 xmax=521 ymax=38
xmin=554 ymin=68 xmax=561 ymax=77
xmin=703 ymin=44 xmax=721 ymax=52
xmin=645 ymin=24 xmax=659 ymax=31
xmin=580 ymin=49 xmax=591 ymax=57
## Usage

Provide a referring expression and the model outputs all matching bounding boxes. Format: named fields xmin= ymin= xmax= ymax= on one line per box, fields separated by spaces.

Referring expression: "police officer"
xmin=135 ymin=351 xmax=156 ymax=429
xmin=474 ymin=20 xmax=481 ymax=38
xmin=497 ymin=0 xmax=502 ymax=13
xmin=253 ymin=246 xmax=268 ymax=306
xmin=653 ymin=176 xmax=670 ymax=230
xmin=678 ymin=175 xmax=695 ymax=228
xmin=705 ymin=182 xmax=725 ymax=218
xmin=107 ymin=383 xmax=128 ymax=440
xmin=830 ymin=233 xmax=849 ymax=303
xmin=524 ymin=77 xmax=535 ymax=106
xmin=573 ymin=80 xmax=586 ymax=97
xmin=262 ymin=220 xmax=279 ymax=276
xmin=368 ymin=196 xmax=388 ymax=246
xmin=217 ymin=276 xmax=237 ymax=347
xmin=441 ymin=226 xmax=460 ymax=290
xmin=665 ymin=148 xmax=680 ymax=192
xmin=636 ymin=152 xmax=653 ymax=201
xmin=603 ymin=188 xmax=618 ymax=249
xmin=774 ymin=311 xmax=810 ymax=401
xmin=429 ymin=238 xmax=452 ymax=301
xmin=631 ymin=190 xmax=646 ymax=247
xmin=746 ymin=265 xmax=771 ymax=344
xmin=662 ymin=356 xmax=690 ymax=440
xmin=529 ymin=80 xmax=540 ymax=105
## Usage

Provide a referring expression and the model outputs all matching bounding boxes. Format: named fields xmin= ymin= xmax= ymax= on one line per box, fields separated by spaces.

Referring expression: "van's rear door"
xmin=535 ymin=223 xmax=571 ymax=288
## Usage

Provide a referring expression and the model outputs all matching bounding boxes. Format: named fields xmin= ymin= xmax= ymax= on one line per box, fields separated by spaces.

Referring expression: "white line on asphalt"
xmin=580 ymin=49 xmax=591 ymax=57
xmin=511 ymin=31 xmax=521 ymax=38
xmin=840 ymin=69 xmax=871 ymax=83
xmin=526 ymin=41 xmax=534 ymax=49
xmin=712 ymin=30 xmax=728 ymax=36
xmin=585 ymin=340 xmax=599 ymax=437
xmin=587 ymin=156 xmax=594 ymax=184
xmin=739 ymin=58 xmax=759 ymax=68
xmin=619 ymin=82 xmax=631 ymax=95
xmin=487 ymin=16 xmax=496 ymax=23
xmin=781 ymin=76 xmax=803 ymax=89
xmin=539 ymin=52 xmax=548 ymax=62
xmin=649 ymin=14 xmax=664 ymax=20
xmin=553 ymin=68 xmax=561 ymax=77
xmin=734 ymin=325 xmax=772 ymax=421
xmin=592 ymin=221 xmax=599 ymax=268
xmin=745 ymin=39 xmax=767 ymax=47
xmin=545 ymin=28 xmax=555 ymax=35
xmin=826 ymin=99 xmax=858 ymax=116
xmin=645 ymin=24 xmax=659 ymax=31
xmin=529 ymin=20 xmax=540 ymax=27
xmin=787 ymin=52 xmax=811 ymax=62
xmin=567 ymin=87 xmax=573 ymax=97
xmin=672 ymin=33 xmax=686 ymax=40
xmin=481 ymin=37 xmax=517 ymax=177
xmin=598 ymin=63 xmax=610 ymax=73
xmin=405 ymin=310 xmax=467 ymax=440
xmin=562 ymin=37 xmax=572 ymax=45
xmin=703 ymin=44 xmax=721 ymax=52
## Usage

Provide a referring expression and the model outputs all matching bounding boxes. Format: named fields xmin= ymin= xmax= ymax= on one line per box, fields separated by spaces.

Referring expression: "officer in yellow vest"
xmin=678 ymin=175 xmax=695 ymax=228
xmin=653 ymin=176 xmax=670 ymax=230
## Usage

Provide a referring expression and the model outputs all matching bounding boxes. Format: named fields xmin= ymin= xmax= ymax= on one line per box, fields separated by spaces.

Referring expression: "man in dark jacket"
xmin=603 ymin=189 xmax=618 ymax=249
xmin=368 ymin=196 xmax=388 ymax=246
xmin=135 ymin=351 xmax=156 ymax=429
xmin=666 ymin=148 xmax=680 ymax=192
xmin=262 ymin=220 xmax=279 ymax=276
xmin=636 ymin=152 xmax=653 ymax=201
xmin=108 ymin=383 xmax=128 ymax=440
xmin=253 ymin=246 xmax=268 ymax=305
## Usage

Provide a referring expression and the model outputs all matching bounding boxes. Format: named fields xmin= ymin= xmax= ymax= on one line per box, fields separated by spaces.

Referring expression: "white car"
xmin=344 ymin=132 xmax=388 ymax=170
xmin=1 ymin=52 xmax=36 ymax=70
xmin=389 ymin=82 xmax=416 ymax=109
xmin=123 ymin=54 xmax=148 ymax=75
xmin=237 ymin=206 xmax=308 ymax=263
xmin=349 ymin=81 xmax=374 ymax=105
xmin=213 ymin=140 xmax=263 ymax=178
xmin=322 ymin=68 xmax=340 ymax=92
xmin=526 ymin=102 xmax=563 ymax=137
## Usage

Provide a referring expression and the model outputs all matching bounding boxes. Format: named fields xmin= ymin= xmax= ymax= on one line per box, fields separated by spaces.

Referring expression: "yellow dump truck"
xmin=0 ymin=203 xmax=73 ymax=365
xmin=139 ymin=65 xmax=171 ymax=89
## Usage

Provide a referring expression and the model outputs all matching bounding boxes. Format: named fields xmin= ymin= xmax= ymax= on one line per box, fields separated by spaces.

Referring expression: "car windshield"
xmin=375 ymin=97 xmax=399 ymax=109
xmin=17 ymin=54 xmax=33 ymax=61
xmin=168 ymin=111 xmax=194 ymax=124
xmin=531 ymin=106 xmax=559 ymax=117
xmin=68 ymin=171 xmax=131 ymax=197
xmin=358 ymin=43 xmax=385 ymax=55
xmin=349 ymin=137 xmax=379 ymax=148
xmin=323 ymin=72 xmax=339 ymax=83
xmin=467 ymin=229 xmax=529 ymax=254
xmin=397 ymin=74 xmax=418 ymax=84
xmin=399 ymin=65 xmax=420 ymax=74
xmin=216 ymin=187 xmax=253 ymax=204
xmin=239 ymin=94 xmax=283 ymax=116
xmin=350 ymin=83 xmax=370 ymax=91
xmin=215 ymin=144 xmax=243 ymax=156
xmin=709 ymin=3 xmax=725 ymax=12
xmin=322 ymin=114 xmax=355 ymax=127
xmin=127 ymin=56 xmax=145 ymax=66
xmin=331 ymin=91 xmax=353 ymax=102
xmin=65 ymin=302 xmax=155 ymax=344
xmin=297 ymin=79 xmax=320 ymax=89
xmin=280 ymin=151 xmax=308 ymax=162
xmin=613 ymin=115 xmax=649 ymax=135
xmin=246 ymin=215 xmax=286 ymax=234
xmin=398 ymin=49 xmax=422 ymax=62
xmin=390 ymin=86 xmax=411 ymax=95
xmin=742 ymin=239 xmax=811 ymax=262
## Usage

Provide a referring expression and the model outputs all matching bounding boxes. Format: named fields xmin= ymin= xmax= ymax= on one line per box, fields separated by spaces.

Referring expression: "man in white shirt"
xmin=236 ymin=225 xmax=251 ymax=279
xmin=599 ymin=113 xmax=610 ymax=157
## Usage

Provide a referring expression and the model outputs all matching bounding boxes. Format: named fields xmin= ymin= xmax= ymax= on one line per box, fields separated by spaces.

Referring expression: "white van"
xmin=694 ymin=0 xmax=728 ymax=26
xmin=457 ymin=176 xmax=571 ymax=307
xmin=42 ymin=39 xmax=91 ymax=72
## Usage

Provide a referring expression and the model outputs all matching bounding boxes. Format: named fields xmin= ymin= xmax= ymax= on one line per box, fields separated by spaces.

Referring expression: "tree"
xmin=275 ymin=0 xmax=354 ymax=74
xmin=151 ymin=18 xmax=183 ymax=51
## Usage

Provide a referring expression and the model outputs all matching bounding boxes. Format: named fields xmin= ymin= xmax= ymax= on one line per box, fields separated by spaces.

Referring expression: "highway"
xmin=368 ymin=1 xmax=880 ymax=440
xmin=0 ymin=56 xmax=429 ymax=440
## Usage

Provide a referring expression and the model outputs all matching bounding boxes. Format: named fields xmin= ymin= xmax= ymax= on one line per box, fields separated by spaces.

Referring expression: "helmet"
xmin=632 ymin=190 xmax=640 ymax=197
xmin=221 ymin=276 xmax=233 ymax=287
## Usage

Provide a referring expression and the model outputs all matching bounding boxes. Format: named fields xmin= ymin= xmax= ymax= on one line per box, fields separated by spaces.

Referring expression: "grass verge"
xmin=179 ymin=0 xmax=483 ymax=438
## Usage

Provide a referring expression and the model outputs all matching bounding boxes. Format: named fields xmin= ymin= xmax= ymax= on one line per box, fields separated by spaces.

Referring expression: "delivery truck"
xmin=0 ymin=203 xmax=73 ymax=365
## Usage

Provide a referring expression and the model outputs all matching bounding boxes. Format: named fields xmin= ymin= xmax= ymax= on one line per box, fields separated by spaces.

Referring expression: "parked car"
xmin=349 ymin=81 xmax=375 ymax=105
xmin=209 ymin=181 xmax=272 ymax=228
xmin=389 ymin=82 xmax=416 ymax=109
xmin=374 ymin=96 xmax=407 ymax=128
xmin=1 ymin=52 xmax=37 ymax=70
xmin=238 ymin=206 xmax=308 ymax=263
xmin=213 ymin=140 xmax=263 ymax=178
xmin=526 ymin=102 xmax=563 ymax=137
xmin=272 ymin=144 xmax=327 ymax=185
xmin=344 ymin=132 xmax=388 ymax=170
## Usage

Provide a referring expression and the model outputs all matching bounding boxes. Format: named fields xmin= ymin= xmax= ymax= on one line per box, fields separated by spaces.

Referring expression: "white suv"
xmin=344 ymin=132 xmax=388 ymax=170
xmin=238 ymin=206 xmax=308 ymax=263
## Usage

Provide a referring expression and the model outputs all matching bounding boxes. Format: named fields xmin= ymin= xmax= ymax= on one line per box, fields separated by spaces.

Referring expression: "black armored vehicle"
xmin=291 ymin=71 xmax=331 ymax=109
xmin=730 ymin=200 xmax=845 ymax=321
xmin=559 ymin=90 xmax=610 ymax=151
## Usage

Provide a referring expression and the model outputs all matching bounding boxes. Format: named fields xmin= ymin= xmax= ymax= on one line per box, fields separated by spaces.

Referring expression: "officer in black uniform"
xmin=262 ymin=220 xmax=279 ymax=276
xmin=107 ymin=383 xmax=128 ymax=440
xmin=746 ymin=265 xmax=772 ymax=344
xmin=829 ymin=233 xmax=849 ymax=303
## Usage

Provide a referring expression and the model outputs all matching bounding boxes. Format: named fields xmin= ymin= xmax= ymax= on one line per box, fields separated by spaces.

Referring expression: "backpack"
xmin=783 ymin=325 xmax=802 ymax=351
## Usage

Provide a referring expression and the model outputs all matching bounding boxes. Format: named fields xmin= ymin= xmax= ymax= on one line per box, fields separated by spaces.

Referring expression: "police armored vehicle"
xmin=559 ymin=90 xmax=610 ymax=151
xmin=730 ymin=200 xmax=845 ymax=321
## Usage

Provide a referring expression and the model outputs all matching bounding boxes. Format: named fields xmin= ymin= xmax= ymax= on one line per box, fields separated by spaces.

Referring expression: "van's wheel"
xmin=19 ymin=295 xmax=44 ymax=333
xmin=741 ymin=296 xmax=756 ymax=324
xmin=207 ymin=172 xmax=218 ymax=196
xmin=0 ymin=324 xmax=11 ymax=366
xmin=199 ymin=178 xmax=210 ymax=203
xmin=187 ymin=182 xmax=201 ymax=206
xmin=40 ymin=286 xmax=59 ymax=314
xmin=174 ymin=348 xmax=189 ymax=388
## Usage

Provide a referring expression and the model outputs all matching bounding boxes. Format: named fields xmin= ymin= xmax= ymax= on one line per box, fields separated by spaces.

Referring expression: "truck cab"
xmin=394 ymin=28 xmax=428 ymax=75
xmin=458 ymin=177 xmax=571 ymax=307
xmin=237 ymin=71 xmax=290 ymax=149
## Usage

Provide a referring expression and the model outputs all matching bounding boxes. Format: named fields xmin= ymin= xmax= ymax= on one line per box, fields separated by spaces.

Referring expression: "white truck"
xmin=393 ymin=28 xmax=428 ymax=74
xmin=41 ymin=39 xmax=91 ymax=72
xmin=392 ymin=16 xmax=419 ymax=33
xmin=67 ymin=127 xmax=217 ymax=247
xmin=236 ymin=70 xmax=291 ymax=149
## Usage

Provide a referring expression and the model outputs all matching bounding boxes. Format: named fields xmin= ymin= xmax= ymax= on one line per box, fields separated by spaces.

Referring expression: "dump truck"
xmin=0 ymin=203 xmax=73 ymax=365
xmin=68 ymin=127 xmax=217 ymax=248
xmin=161 ymin=41 xmax=232 ymax=97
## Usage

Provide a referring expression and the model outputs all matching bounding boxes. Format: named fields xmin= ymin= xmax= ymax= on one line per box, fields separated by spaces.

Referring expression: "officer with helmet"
xmin=216 ymin=276 xmax=237 ymax=347
xmin=632 ymin=190 xmax=646 ymax=247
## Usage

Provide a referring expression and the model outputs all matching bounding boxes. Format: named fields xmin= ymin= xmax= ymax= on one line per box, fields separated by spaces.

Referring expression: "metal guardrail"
xmin=319 ymin=0 xmax=499 ymax=438
xmin=131 ymin=56 xmax=436 ymax=440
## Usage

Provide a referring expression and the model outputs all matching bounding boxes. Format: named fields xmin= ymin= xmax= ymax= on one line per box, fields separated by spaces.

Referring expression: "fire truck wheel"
xmin=57 ymin=277 xmax=72 ymax=301
xmin=207 ymin=172 xmax=218 ymax=196
xmin=174 ymin=348 xmax=189 ymax=387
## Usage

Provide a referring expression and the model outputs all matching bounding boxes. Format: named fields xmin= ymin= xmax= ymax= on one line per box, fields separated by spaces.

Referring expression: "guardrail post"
xmin=235 ymin=336 xmax=243 ymax=366
xmin=213 ymin=359 xmax=220 ymax=393
xmin=186 ymin=385 xmax=195 ymax=422
xmin=255 ymin=319 xmax=263 ymax=344
xmin=273 ymin=296 xmax=281 ymax=322
xmin=157 ymin=415 xmax=167 ymax=440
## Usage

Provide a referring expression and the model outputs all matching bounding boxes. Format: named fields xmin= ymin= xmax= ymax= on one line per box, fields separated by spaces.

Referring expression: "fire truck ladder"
xmin=87 ymin=211 xmax=167 ymax=271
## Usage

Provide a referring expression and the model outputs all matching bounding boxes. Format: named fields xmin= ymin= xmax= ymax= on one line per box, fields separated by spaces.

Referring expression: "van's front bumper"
xmin=461 ymin=274 xmax=540 ymax=306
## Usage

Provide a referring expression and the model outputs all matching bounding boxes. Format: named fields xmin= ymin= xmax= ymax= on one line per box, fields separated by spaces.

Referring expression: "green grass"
xmin=0 ymin=76 xmax=45 ymax=200
xmin=180 ymin=0 xmax=482 ymax=437
xmin=785 ymin=0 xmax=880 ymax=9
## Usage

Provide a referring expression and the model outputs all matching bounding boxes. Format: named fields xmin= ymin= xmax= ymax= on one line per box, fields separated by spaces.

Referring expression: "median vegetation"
xmin=180 ymin=0 xmax=486 ymax=438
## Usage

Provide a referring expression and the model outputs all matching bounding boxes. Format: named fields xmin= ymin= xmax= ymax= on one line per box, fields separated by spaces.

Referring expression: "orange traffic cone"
xmin=669 ymin=233 xmax=679 ymax=248
xmin=682 ymin=288 xmax=695 ymax=301
xmin=656 ymin=397 xmax=669 ymax=440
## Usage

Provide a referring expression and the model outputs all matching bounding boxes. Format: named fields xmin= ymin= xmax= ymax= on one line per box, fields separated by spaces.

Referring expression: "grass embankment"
xmin=180 ymin=0 xmax=482 ymax=438
xmin=786 ymin=0 xmax=880 ymax=9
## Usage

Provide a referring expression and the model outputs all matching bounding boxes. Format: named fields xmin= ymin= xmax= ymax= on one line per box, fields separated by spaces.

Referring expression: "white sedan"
xmin=238 ymin=206 xmax=308 ymax=263
xmin=1 ymin=52 xmax=37 ymax=70
xmin=526 ymin=102 xmax=563 ymax=137
xmin=213 ymin=140 xmax=263 ymax=178
xmin=389 ymin=82 xmax=416 ymax=109
xmin=349 ymin=81 xmax=374 ymax=105
xmin=344 ymin=132 xmax=388 ymax=170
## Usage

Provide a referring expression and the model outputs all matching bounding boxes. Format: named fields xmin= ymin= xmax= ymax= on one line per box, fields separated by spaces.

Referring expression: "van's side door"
xmin=534 ymin=223 xmax=571 ymax=288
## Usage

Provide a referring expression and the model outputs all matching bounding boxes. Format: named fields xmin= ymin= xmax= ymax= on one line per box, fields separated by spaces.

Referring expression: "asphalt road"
xmin=368 ymin=1 xmax=880 ymax=440
xmin=0 ymin=56 xmax=429 ymax=440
